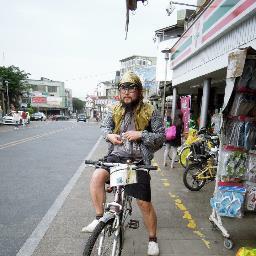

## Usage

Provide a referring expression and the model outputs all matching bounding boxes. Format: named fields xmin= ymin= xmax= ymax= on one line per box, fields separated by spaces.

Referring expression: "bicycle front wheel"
xmin=179 ymin=146 xmax=192 ymax=168
xmin=83 ymin=218 xmax=123 ymax=256
xmin=183 ymin=163 xmax=206 ymax=191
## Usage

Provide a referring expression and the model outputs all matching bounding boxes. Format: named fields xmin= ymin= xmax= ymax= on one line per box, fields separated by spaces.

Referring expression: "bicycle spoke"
xmin=183 ymin=164 xmax=206 ymax=191
xmin=84 ymin=219 xmax=122 ymax=256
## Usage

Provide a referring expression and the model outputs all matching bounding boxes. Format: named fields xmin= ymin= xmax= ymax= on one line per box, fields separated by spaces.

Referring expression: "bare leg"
xmin=90 ymin=168 xmax=109 ymax=215
xmin=163 ymin=143 xmax=170 ymax=166
xmin=171 ymin=146 xmax=177 ymax=168
xmin=136 ymin=200 xmax=157 ymax=237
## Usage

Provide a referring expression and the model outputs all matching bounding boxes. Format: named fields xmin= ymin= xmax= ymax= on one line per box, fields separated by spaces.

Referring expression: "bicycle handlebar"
xmin=136 ymin=165 xmax=158 ymax=171
xmin=84 ymin=159 xmax=158 ymax=171
xmin=84 ymin=160 xmax=98 ymax=165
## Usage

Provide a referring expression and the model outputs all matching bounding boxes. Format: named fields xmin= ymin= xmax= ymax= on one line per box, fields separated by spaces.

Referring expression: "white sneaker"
xmin=147 ymin=241 xmax=159 ymax=256
xmin=81 ymin=219 xmax=99 ymax=233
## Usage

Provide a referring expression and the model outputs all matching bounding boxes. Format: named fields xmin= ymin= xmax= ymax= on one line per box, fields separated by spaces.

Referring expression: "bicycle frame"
xmin=196 ymin=159 xmax=217 ymax=180
xmin=96 ymin=185 xmax=133 ymax=256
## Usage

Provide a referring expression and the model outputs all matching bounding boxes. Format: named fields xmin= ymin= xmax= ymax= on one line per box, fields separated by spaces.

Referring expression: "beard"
xmin=120 ymin=97 xmax=141 ymax=111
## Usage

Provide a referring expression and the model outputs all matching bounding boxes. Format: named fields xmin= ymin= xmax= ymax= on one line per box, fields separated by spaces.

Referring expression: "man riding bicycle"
xmin=82 ymin=71 xmax=165 ymax=256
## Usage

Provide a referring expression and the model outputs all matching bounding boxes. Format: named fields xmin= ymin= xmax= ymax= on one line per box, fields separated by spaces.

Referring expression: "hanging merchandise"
xmin=218 ymin=146 xmax=247 ymax=181
xmin=229 ymin=93 xmax=256 ymax=117
xmin=210 ymin=184 xmax=246 ymax=218
xmin=236 ymin=59 xmax=256 ymax=92
xmin=244 ymin=182 xmax=256 ymax=212
xmin=223 ymin=117 xmax=256 ymax=149
xmin=209 ymin=47 xmax=256 ymax=250
xmin=248 ymin=69 xmax=256 ymax=90
xmin=245 ymin=151 xmax=256 ymax=182
xmin=244 ymin=123 xmax=256 ymax=150
xmin=223 ymin=118 xmax=245 ymax=148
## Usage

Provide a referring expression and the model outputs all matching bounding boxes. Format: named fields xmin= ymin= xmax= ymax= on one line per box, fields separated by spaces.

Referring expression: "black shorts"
xmin=104 ymin=154 xmax=151 ymax=202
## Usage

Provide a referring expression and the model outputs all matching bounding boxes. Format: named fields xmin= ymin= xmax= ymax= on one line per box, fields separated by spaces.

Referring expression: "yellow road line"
xmin=155 ymin=162 xmax=211 ymax=249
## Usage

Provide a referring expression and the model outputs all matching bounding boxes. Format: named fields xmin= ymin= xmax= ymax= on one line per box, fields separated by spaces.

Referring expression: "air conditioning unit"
xmin=177 ymin=9 xmax=195 ymax=26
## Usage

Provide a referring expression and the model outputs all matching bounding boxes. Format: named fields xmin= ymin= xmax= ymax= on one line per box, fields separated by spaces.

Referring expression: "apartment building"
xmin=26 ymin=77 xmax=72 ymax=116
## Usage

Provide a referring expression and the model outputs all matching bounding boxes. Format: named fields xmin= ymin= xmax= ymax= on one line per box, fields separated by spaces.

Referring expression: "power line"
xmin=64 ymin=70 xmax=117 ymax=82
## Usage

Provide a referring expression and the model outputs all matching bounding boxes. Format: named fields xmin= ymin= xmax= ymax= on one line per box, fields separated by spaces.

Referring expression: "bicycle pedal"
xmin=128 ymin=219 xmax=139 ymax=229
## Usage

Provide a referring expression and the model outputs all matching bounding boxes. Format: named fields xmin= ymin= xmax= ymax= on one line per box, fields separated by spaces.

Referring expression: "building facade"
xmin=120 ymin=55 xmax=157 ymax=100
xmin=166 ymin=0 xmax=256 ymax=128
xmin=26 ymin=77 xmax=72 ymax=116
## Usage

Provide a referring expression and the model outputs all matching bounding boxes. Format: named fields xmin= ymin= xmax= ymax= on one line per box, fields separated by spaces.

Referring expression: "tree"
xmin=0 ymin=65 xmax=30 ymax=108
xmin=72 ymin=97 xmax=85 ymax=113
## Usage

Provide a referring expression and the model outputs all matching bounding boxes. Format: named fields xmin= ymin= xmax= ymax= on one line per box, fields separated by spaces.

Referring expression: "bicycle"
xmin=183 ymin=148 xmax=218 ymax=191
xmin=179 ymin=132 xmax=219 ymax=168
xmin=83 ymin=159 xmax=157 ymax=256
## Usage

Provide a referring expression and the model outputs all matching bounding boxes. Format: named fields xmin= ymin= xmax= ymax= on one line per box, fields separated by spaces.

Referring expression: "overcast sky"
xmin=0 ymin=0 xmax=196 ymax=98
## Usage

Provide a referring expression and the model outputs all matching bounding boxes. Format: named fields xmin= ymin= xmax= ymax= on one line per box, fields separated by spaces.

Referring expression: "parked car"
xmin=31 ymin=112 xmax=47 ymax=121
xmin=2 ymin=111 xmax=30 ymax=125
xmin=77 ymin=114 xmax=87 ymax=122
xmin=3 ymin=112 xmax=21 ymax=125
xmin=54 ymin=115 xmax=69 ymax=121
xmin=70 ymin=113 xmax=77 ymax=119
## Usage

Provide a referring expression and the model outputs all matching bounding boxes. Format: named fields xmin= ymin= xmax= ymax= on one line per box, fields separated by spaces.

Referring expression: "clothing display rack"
xmin=209 ymin=48 xmax=256 ymax=249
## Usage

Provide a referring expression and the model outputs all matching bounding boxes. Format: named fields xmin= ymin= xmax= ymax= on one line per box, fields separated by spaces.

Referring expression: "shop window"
xmin=48 ymin=86 xmax=57 ymax=93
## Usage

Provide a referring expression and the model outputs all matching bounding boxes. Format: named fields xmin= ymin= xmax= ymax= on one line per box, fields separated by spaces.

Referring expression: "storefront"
xmin=168 ymin=0 xmax=256 ymax=129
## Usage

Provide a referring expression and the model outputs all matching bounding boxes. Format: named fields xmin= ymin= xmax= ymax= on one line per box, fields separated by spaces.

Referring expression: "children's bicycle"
xmin=83 ymin=159 xmax=157 ymax=256
xmin=183 ymin=149 xmax=218 ymax=191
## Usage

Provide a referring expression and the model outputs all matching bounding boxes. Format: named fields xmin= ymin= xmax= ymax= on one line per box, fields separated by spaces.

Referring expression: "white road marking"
xmin=16 ymin=135 xmax=103 ymax=256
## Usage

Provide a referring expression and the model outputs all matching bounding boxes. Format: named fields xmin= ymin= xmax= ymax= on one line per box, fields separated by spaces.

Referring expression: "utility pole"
xmin=5 ymin=80 xmax=10 ymax=113
xmin=161 ymin=49 xmax=170 ymax=119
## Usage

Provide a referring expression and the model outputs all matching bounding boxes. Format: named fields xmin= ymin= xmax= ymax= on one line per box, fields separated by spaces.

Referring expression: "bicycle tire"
xmin=83 ymin=218 xmax=123 ymax=256
xmin=183 ymin=163 xmax=206 ymax=191
xmin=179 ymin=146 xmax=192 ymax=168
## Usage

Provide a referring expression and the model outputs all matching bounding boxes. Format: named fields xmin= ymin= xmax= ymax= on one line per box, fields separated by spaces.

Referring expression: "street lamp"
xmin=161 ymin=48 xmax=171 ymax=118
xmin=5 ymin=80 xmax=10 ymax=113
xmin=166 ymin=1 xmax=199 ymax=16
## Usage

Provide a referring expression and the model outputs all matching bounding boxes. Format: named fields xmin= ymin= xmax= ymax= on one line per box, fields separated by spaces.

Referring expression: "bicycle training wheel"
xmin=179 ymin=146 xmax=192 ymax=168
xmin=183 ymin=163 xmax=206 ymax=191
xmin=83 ymin=218 xmax=123 ymax=256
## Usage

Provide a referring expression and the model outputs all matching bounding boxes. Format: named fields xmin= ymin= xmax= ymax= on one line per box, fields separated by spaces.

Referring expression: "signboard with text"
xmin=171 ymin=0 xmax=256 ymax=67
xmin=32 ymin=97 xmax=47 ymax=104
xmin=180 ymin=96 xmax=191 ymax=133
xmin=47 ymin=97 xmax=62 ymax=107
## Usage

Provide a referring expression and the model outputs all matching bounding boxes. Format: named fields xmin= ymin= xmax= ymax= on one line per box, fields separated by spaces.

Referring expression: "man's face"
xmin=119 ymin=84 xmax=140 ymax=105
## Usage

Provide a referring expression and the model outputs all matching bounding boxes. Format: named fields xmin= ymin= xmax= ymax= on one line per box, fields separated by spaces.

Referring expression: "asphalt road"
xmin=0 ymin=120 xmax=101 ymax=256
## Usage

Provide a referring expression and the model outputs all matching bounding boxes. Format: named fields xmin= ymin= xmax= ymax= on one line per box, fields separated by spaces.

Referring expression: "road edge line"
xmin=16 ymin=135 xmax=103 ymax=256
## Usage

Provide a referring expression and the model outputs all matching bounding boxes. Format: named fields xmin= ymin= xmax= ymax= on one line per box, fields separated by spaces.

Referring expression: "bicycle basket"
xmin=110 ymin=164 xmax=137 ymax=187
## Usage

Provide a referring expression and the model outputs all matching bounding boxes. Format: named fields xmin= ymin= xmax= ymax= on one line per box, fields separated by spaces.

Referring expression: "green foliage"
xmin=72 ymin=97 xmax=85 ymax=112
xmin=27 ymin=106 xmax=36 ymax=115
xmin=0 ymin=65 xmax=30 ymax=106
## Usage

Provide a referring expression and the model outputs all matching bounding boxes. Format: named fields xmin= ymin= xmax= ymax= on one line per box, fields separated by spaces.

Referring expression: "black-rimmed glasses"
xmin=119 ymin=84 xmax=137 ymax=93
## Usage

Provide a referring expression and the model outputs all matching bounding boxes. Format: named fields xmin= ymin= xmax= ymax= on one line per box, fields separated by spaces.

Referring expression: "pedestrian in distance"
xmin=163 ymin=114 xmax=183 ymax=168
xmin=82 ymin=71 xmax=165 ymax=256
xmin=13 ymin=110 xmax=20 ymax=130
xmin=21 ymin=109 xmax=27 ymax=126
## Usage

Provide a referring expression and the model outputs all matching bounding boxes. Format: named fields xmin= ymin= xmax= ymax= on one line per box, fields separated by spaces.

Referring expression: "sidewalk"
xmin=30 ymin=140 xmax=255 ymax=256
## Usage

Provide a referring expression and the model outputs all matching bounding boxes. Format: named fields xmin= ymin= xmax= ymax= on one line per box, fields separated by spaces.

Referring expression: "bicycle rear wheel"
xmin=83 ymin=218 xmax=123 ymax=256
xmin=183 ymin=163 xmax=206 ymax=191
